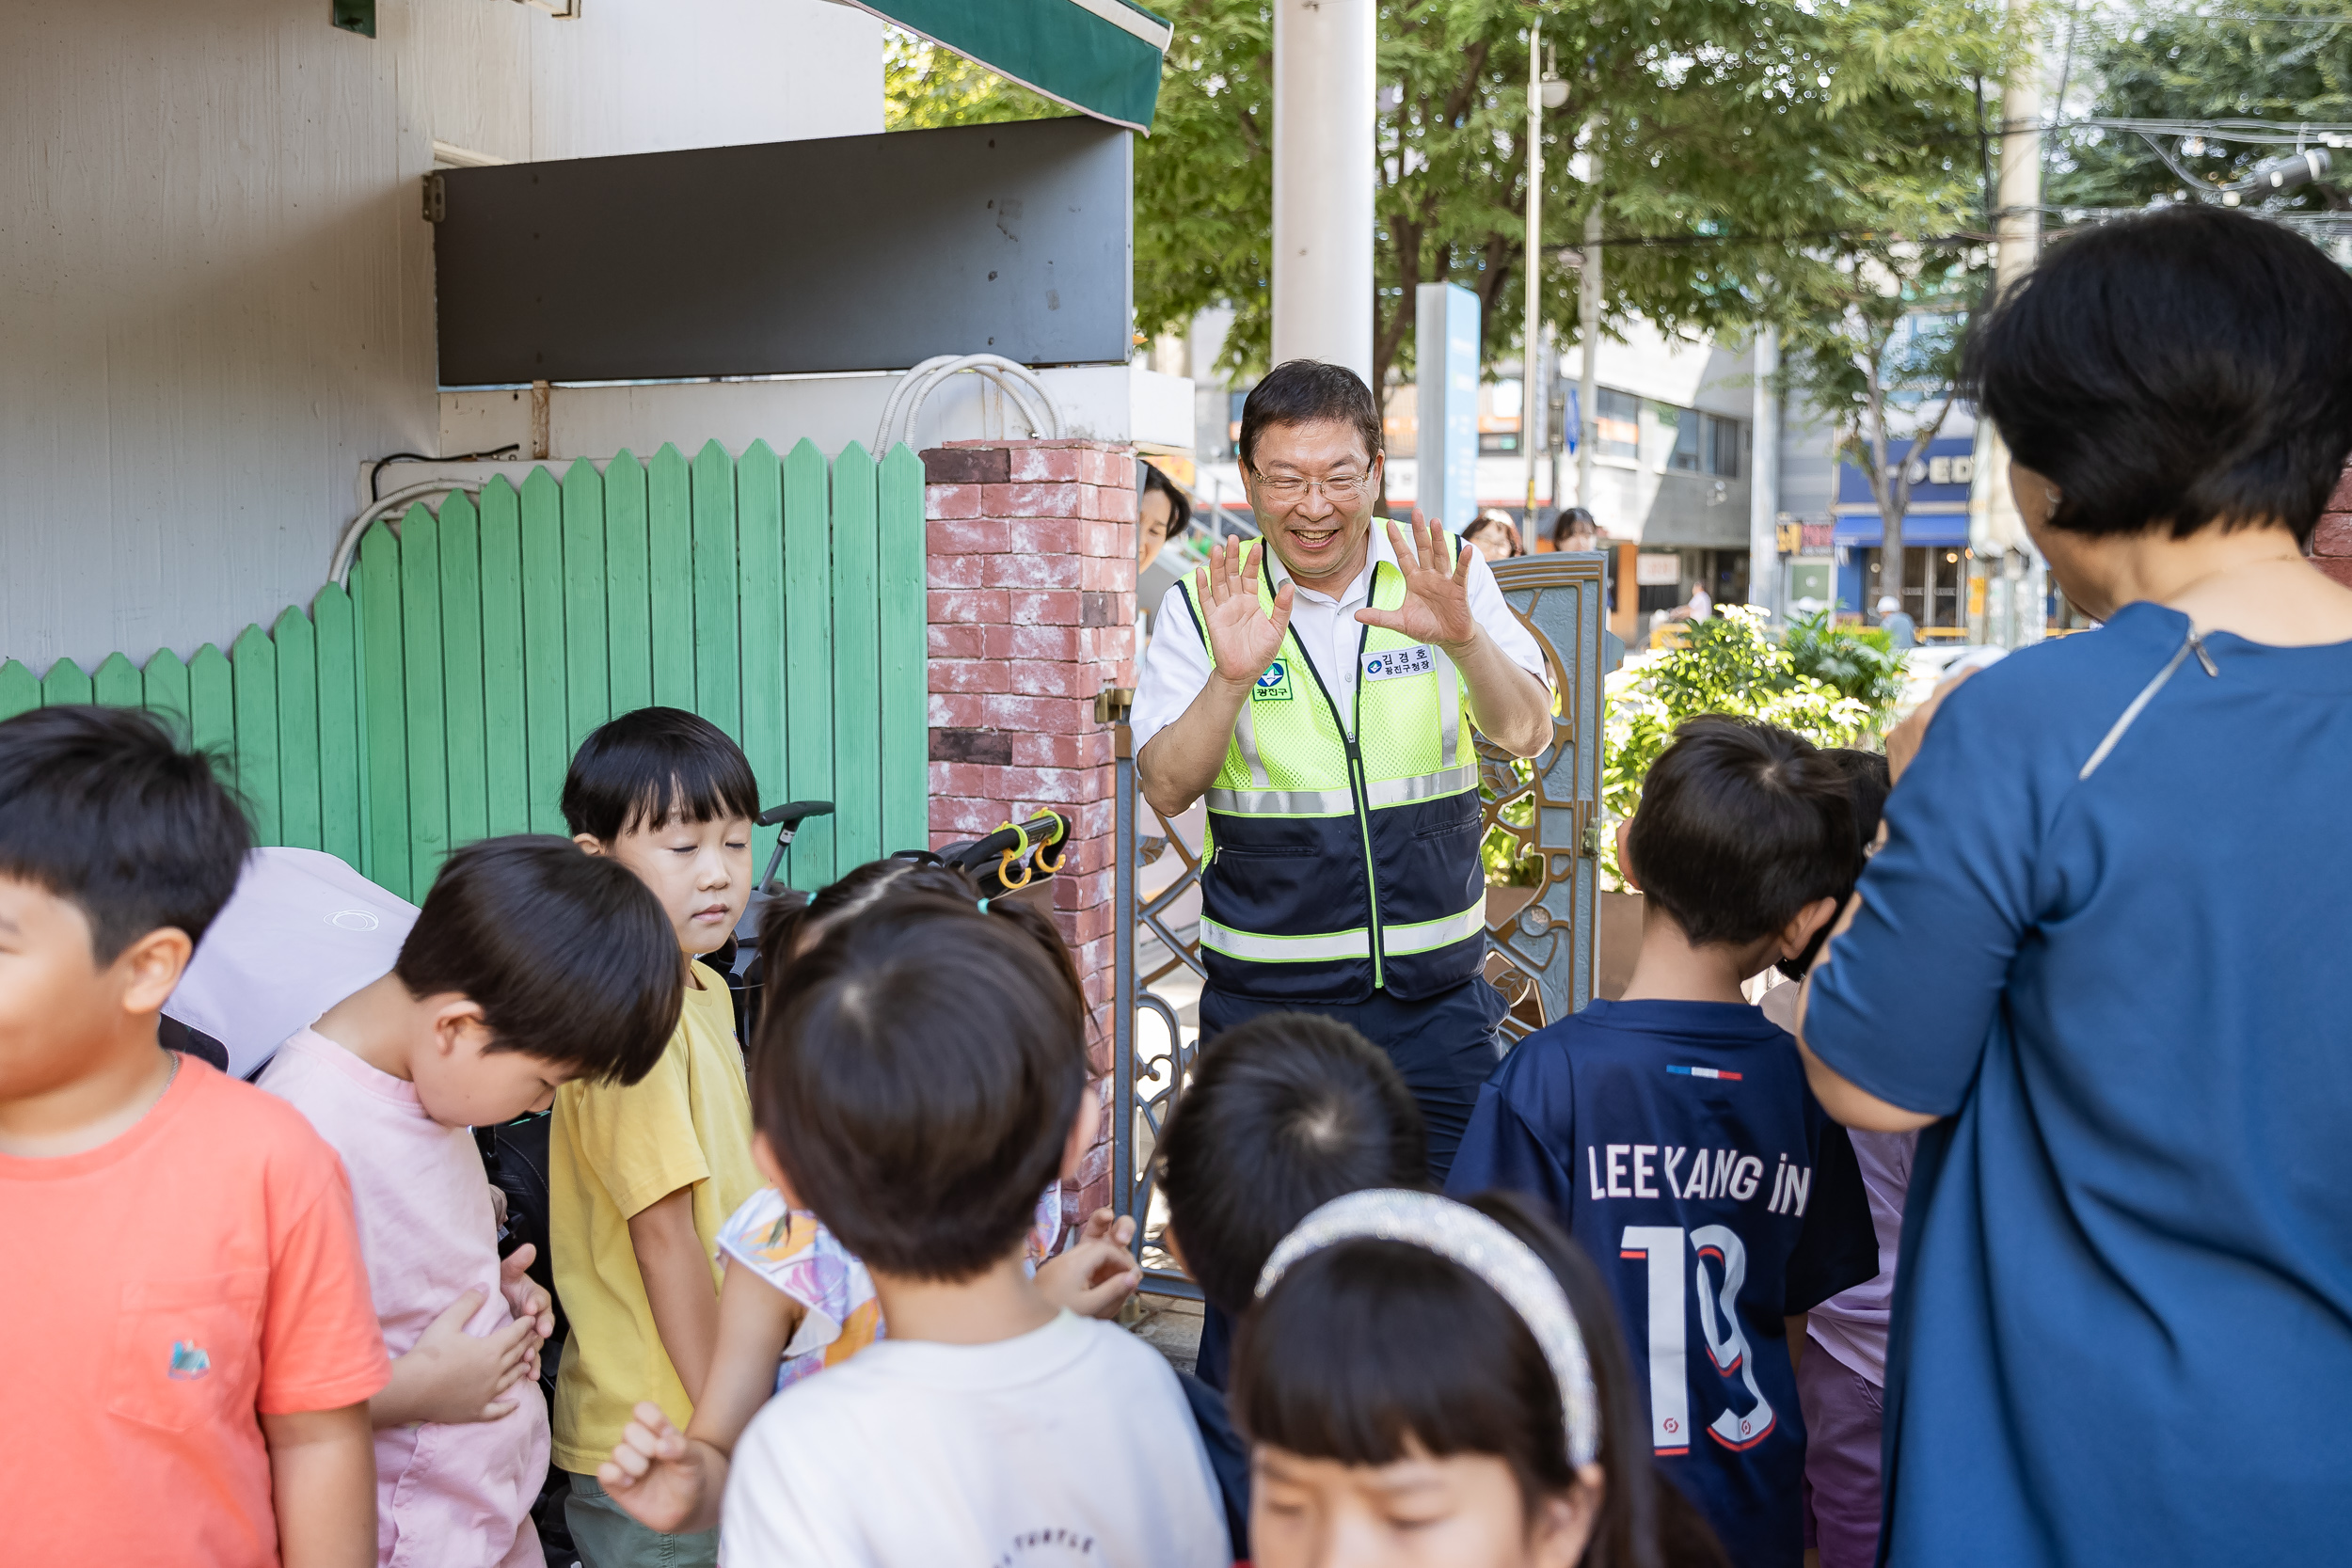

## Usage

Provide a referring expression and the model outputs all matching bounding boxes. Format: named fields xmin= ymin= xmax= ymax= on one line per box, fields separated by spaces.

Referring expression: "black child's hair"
xmin=1628 ymin=717 xmax=1858 ymax=948
xmin=755 ymin=859 xmax=1089 ymax=1053
xmin=0 ymin=705 xmax=251 ymax=963
xmin=1776 ymin=749 xmax=1891 ymax=983
xmin=751 ymin=895 xmax=1088 ymax=1280
xmin=1963 ymin=204 xmax=2352 ymax=546
xmin=561 ymin=706 xmax=760 ymax=844
xmin=1156 ymin=1013 xmax=1428 ymax=1317
xmin=393 ymin=835 xmax=685 ymax=1085
xmin=1233 ymin=1189 xmax=1725 ymax=1568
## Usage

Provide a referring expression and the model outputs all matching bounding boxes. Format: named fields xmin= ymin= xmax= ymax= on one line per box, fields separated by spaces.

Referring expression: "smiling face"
xmin=1250 ymin=1440 xmax=1597 ymax=1568
xmin=578 ymin=814 xmax=755 ymax=960
xmin=1245 ymin=419 xmax=1385 ymax=590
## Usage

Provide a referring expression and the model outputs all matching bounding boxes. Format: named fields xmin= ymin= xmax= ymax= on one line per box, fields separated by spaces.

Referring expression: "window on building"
xmin=1667 ymin=408 xmax=1703 ymax=472
xmin=1706 ymin=414 xmax=1742 ymax=478
xmin=1596 ymin=388 xmax=1641 ymax=460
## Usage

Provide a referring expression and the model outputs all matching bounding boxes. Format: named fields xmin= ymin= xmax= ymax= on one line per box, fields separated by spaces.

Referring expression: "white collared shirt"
xmin=1130 ymin=524 xmax=1550 ymax=750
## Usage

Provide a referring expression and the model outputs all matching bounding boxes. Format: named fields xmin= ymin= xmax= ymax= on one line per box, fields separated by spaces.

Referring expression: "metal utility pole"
xmin=1749 ymin=325 xmax=1781 ymax=619
xmin=1522 ymin=20 xmax=1545 ymax=525
xmin=1270 ymin=0 xmax=1375 ymax=381
xmin=1968 ymin=1 xmax=2044 ymax=644
xmin=1576 ymin=125 xmax=1603 ymax=523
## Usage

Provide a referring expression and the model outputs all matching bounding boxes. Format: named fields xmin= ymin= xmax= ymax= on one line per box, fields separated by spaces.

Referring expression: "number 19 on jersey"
xmin=1621 ymin=1226 xmax=1778 ymax=1454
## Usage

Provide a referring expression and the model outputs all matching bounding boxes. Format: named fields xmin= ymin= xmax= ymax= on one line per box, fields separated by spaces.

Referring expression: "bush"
xmin=1597 ymin=608 xmax=1874 ymax=889
xmin=1782 ymin=611 xmax=1907 ymax=721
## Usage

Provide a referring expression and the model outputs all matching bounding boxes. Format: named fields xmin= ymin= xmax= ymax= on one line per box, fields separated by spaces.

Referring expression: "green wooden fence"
xmin=0 ymin=439 xmax=930 ymax=901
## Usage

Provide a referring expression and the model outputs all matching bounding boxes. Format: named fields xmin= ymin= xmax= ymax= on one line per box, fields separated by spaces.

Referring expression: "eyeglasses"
xmin=1252 ymin=471 xmax=1371 ymax=504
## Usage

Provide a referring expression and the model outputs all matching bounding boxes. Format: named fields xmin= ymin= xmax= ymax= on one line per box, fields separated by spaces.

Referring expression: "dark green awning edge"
xmin=855 ymin=0 xmax=1169 ymax=134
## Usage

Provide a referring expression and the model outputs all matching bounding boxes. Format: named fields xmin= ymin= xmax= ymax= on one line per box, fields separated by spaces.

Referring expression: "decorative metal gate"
xmin=1109 ymin=551 xmax=1609 ymax=1293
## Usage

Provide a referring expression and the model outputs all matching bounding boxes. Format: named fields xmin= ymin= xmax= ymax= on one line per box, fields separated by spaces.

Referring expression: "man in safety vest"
xmin=1132 ymin=359 xmax=1555 ymax=1187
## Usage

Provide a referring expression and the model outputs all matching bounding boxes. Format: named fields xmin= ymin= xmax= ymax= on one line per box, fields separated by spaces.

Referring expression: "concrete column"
xmin=921 ymin=437 xmax=1138 ymax=1231
xmin=1749 ymin=325 xmax=1781 ymax=618
xmin=1271 ymin=0 xmax=1375 ymax=379
xmin=1969 ymin=0 xmax=2044 ymax=642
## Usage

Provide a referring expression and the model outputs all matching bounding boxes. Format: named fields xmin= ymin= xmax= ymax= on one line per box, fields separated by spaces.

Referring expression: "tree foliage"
xmin=883 ymin=30 xmax=1064 ymax=130
xmin=2046 ymin=5 xmax=2352 ymax=215
xmin=886 ymin=3 xmax=2015 ymax=398
xmin=1597 ymin=609 xmax=1876 ymax=887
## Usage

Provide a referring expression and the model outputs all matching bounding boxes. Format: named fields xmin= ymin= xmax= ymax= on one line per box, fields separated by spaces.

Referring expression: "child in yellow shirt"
xmin=549 ymin=708 xmax=765 ymax=1568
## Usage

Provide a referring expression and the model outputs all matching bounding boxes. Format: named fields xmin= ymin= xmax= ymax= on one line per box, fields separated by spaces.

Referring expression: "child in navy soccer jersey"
xmin=1447 ymin=717 xmax=1879 ymax=1568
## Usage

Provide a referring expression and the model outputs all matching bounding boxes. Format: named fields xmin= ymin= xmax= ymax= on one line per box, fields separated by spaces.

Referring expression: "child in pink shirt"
xmin=260 ymin=836 xmax=686 ymax=1567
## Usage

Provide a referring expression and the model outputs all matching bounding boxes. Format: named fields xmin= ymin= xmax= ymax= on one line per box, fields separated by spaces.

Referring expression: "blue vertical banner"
xmin=1415 ymin=282 xmax=1481 ymax=531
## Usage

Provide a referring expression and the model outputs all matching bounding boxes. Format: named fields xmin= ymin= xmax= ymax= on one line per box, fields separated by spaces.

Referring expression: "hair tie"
xmin=1255 ymin=1189 xmax=1599 ymax=1467
xmin=976 ymin=897 xmax=991 ymax=914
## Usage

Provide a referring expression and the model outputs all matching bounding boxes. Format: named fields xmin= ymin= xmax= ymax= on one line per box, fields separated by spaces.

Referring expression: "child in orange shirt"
xmin=0 ymin=705 xmax=390 ymax=1567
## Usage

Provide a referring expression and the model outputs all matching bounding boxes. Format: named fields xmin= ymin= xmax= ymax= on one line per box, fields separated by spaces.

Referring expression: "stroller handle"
xmin=758 ymin=800 xmax=835 ymax=829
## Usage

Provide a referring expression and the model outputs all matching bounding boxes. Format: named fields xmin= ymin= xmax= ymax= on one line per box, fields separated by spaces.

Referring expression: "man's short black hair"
xmin=752 ymin=895 xmax=1087 ymax=1281
xmin=1156 ymin=1014 xmax=1428 ymax=1317
xmin=0 ymin=705 xmax=251 ymax=963
xmin=395 ymin=836 xmax=683 ymax=1084
xmin=1963 ymin=205 xmax=2352 ymax=545
xmin=1238 ymin=359 xmax=1384 ymax=472
xmin=1628 ymin=717 xmax=1858 ymax=948
xmin=561 ymin=706 xmax=760 ymax=843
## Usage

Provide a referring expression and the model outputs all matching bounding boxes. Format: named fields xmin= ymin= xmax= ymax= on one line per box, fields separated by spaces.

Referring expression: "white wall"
xmin=0 ymin=0 xmax=882 ymax=674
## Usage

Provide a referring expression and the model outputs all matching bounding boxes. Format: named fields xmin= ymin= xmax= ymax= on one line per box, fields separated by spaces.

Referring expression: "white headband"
xmin=1253 ymin=1188 xmax=1600 ymax=1468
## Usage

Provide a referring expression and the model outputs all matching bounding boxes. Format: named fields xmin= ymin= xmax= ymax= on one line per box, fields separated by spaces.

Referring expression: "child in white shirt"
xmin=607 ymin=885 xmax=1223 ymax=1565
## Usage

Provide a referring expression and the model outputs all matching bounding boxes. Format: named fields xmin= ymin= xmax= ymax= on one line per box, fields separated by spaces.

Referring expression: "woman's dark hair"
xmin=1963 ymin=205 xmax=2352 ymax=545
xmin=1233 ymin=1189 xmax=1716 ymax=1568
xmin=1156 ymin=1014 xmax=1428 ymax=1317
xmin=1629 ymin=718 xmax=1858 ymax=947
xmin=396 ymin=835 xmax=684 ymax=1084
xmin=1239 ymin=359 xmax=1384 ymax=471
xmin=1141 ymin=464 xmax=1193 ymax=536
xmin=1551 ymin=506 xmax=1598 ymax=548
xmin=751 ymin=895 xmax=1087 ymax=1280
xmin=0 ymin=705 xmax=251 ymax=962
xmin=1776 ymin=748 xmax=1891 ymax=982
xmin=561 ymin=706 xmax=761 ymax=844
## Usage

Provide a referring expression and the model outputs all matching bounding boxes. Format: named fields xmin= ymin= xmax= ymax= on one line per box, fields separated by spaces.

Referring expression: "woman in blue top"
xmin=1795 ymin=205 xmax=2352 ymax=1568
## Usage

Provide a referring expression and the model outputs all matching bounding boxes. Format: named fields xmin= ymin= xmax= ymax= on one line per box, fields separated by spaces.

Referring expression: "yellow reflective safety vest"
xmin=1177 ymin=535 xmax=1486 ymax=1004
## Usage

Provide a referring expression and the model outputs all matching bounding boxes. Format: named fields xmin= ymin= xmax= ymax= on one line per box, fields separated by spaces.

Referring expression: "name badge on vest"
xmin=1253 ymin=658 xmax=1293 ymax=701
xmin=1362 ymin=645 xmax=1435 ymax=682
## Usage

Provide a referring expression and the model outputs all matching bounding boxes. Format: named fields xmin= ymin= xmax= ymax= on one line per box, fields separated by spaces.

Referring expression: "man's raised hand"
xmin=1356 ymin=517 xmax=1479 ymax=653
xmin=1197 ymin=538 xmax=1295 ymax=689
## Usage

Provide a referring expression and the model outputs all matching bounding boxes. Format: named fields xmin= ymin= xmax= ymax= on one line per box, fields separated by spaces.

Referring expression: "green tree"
xmin=2046 ymin=5 xmax=2352 ymax=217
xmin=887 ymin=3 xmax=2015 ymax=400
xmin=1778 ymin=298 xmax=1970 ymax=611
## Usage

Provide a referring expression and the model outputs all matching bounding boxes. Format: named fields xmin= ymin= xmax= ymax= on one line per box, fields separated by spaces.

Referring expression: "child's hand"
xmin=1036 ymin=1209 xmax=1141 ymax=1320
xmin=598 ymin=1402 xmax=710 ymax=1533
xmin=1076 ymin=1207 xmax=1135 ymax=1249
xmin=499 ymin=1243 xmax=556 ymax=1375
xmin=391 ymin=1288 xmax=538 ymax=1425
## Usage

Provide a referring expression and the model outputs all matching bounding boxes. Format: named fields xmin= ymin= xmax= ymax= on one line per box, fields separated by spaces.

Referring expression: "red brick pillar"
xmin=923 ymin=438 xmax=1138 ymax=1230
xmin=2311 ymin=467 xmax=2352 ymax=589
